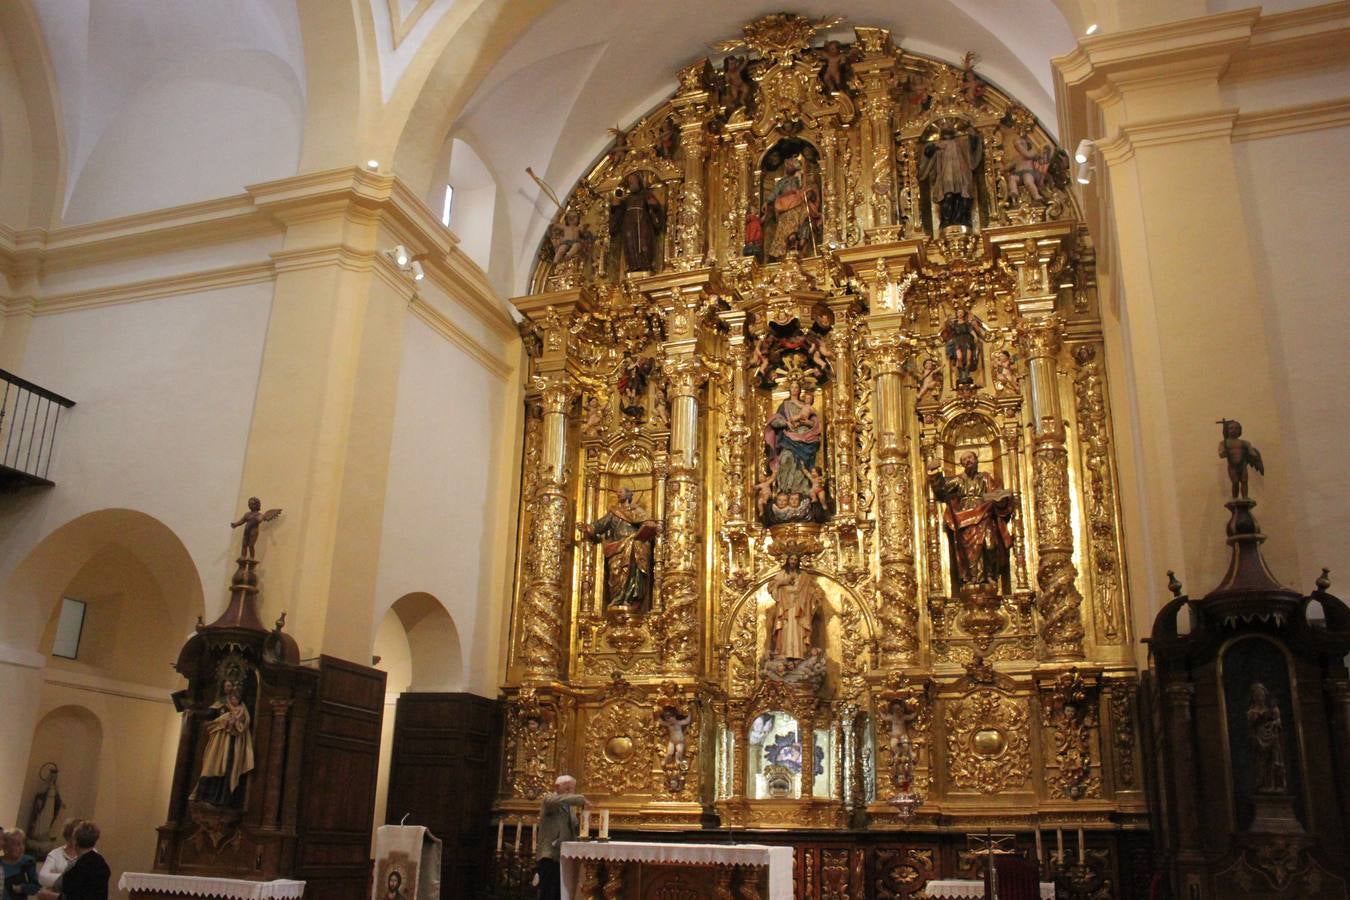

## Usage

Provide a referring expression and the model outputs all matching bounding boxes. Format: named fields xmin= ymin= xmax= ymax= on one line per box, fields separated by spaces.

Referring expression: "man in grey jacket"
xmin=535 ymin=775 xmax=588 ymax=900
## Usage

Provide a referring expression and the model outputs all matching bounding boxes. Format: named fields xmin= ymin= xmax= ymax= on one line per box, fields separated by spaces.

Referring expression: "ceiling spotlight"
xmin=1085 ymin=23 xmax=1099 ymax=35
xmin=411 ymin=261 xmax=425 ymax=282
xmin=1074 ymin=139 xmax=1094 ymax=164
xmin=1075 ymin=158 xmax=1093 ymax=185
xmin=390 ymin=245 xmax=410 ymax=267
xmin=366 ymin=159 xmax=380 ymax=171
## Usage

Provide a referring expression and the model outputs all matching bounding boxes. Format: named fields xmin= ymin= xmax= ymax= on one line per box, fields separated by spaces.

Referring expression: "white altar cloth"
xmin=560 ymin=840 xmax=794 ymax=899
xmin=925 ymin=878 xmax=1055 ymax=899
xmin=118 ymin=874 xmax=306 ymax=900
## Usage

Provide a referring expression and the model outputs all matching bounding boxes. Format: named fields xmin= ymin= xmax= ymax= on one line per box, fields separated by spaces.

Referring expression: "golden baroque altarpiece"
xmin=501 ymin=15 xmax=1144 ymax=838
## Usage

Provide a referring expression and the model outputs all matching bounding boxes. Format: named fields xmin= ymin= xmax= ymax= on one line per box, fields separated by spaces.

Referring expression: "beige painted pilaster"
xmin=236 ymin=169 xmax=447 ymax=662
xmin=1055 ymin=10 xmax=1303 ymax=652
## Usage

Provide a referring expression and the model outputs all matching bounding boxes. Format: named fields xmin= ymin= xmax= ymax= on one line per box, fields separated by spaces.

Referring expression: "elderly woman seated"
xmin=2 ymin=829 xmax=40 ymax=900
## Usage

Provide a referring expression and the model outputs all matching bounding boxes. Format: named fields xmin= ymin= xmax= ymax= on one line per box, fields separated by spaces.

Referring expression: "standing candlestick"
xmin=1056 ymin=828 xmax=1064 ymax=864
xmin=1077 ymin=827 xmax=1085 ymax=864
xmin=513 ymin=817 xmax=521 ymax=852
xmin=496 ymin=819 xmax=504 ymax=853
xmin=580 ymin=810 xmax=591 ymax=839
xmin=530 ymin=821 xmax=537 ymax=854
xmin=1034 ymin=829 xmax=1043 ymax=867
xmin=600 ymin=809 xmax=610 ymax=841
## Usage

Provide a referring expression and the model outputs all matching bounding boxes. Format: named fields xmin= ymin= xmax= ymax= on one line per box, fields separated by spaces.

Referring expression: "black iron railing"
xmin=0 ymin=369 xmax=76 ymax=489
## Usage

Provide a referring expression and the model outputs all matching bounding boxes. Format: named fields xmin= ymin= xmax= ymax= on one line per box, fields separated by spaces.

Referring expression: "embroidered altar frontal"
xmin=498 ymin=14 xmax=1144 ymax=894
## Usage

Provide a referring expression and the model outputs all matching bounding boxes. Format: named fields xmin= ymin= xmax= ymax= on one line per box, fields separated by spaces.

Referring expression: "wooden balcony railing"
xmin=0 ymin=369 xmax=76 ymax=490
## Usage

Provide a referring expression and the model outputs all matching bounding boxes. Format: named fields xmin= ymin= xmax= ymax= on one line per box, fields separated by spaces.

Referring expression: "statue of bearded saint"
xmin=578 ymin=487 xmax=660 ymax=610
xmin=927 ymin=450 xmax=1016 ymax=593
xmin=764 ymin=556 xmax=824 ymax=662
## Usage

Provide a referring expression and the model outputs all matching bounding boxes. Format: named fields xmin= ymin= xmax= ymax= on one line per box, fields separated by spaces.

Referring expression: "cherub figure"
xmin=914 ymin=357 xmax=943 ymax=406
xmin=551 ymin=211 xmax=584 ymax=264
xmin=655 ymin=116 xmax=680 ymax=160
xmin=960 ymin=51 xmax=985 ymax=105
xmin=232 ymin=497 xmax=282 ymax=559
xmin=754 ymin=471 xmax=776 ymax=517
xmin=807 ymin=466 xmax=828 ymax=507
xmin=658 ymin=706 xmax=692 ymax=766
xmin=721 ymin=56 xmax=753 ymax=110
xmin=883 ymin=697 xmax=920 ymax=767
xmin=992 ymin=349 xmax=1020 ymax=393
xmin=816 ymin=40 xmax=851 ymax=94
xmin=1218 ymin=419 xmax=1264 ymax=499
xmin=581 ymin=395 xmax=605 ymax=436
xmin=605 ymin=126 xmax=629 ymax=167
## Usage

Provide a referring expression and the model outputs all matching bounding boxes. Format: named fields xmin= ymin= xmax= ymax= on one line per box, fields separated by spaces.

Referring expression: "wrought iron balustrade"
xmin=0 ymin=369 xmax=76 ymax=490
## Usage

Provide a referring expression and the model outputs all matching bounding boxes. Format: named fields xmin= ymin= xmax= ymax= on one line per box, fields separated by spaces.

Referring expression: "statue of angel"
xmin=658 ymin=706 xmax=692 ymax=765
xmin=232 ymin=497 xmax=282 ymax=559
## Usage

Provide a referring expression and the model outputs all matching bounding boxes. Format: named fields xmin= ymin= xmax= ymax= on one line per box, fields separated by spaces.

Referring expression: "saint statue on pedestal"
xmin=927 ymin=450 xmax=1015 ymax=593
xmin=1247 ymin=682 xmax=1288 ymax=794
xmin=761 ymin=557 xmax=828 ymax=685
xmin=578 ymin=487 xmax=660 ymax=610
xmin=190 ymin=677 xmax=256 ymax=808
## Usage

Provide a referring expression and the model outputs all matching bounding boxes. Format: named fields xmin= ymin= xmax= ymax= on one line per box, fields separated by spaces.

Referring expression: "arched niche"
xmin=578 ymin=439 xmax=658 ymax=616
xmin=1 ymin=508 xmax=204 ymax=661
xmin=19 ymin=705 xmax=102 ymax=847
xmin=375 ymin=591 xmax=464 ymax=693
xmin=719 ymin=565 xmax=878 ymax=701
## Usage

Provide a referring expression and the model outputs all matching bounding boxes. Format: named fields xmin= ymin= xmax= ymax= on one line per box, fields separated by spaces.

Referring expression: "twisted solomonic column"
xmin=1018 ymin=316 xmax=1085 ymax=660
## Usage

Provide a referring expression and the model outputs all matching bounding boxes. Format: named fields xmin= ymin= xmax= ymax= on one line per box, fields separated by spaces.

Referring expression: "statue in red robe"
xmin=927 ymin=450 xmax=1015 ymax=592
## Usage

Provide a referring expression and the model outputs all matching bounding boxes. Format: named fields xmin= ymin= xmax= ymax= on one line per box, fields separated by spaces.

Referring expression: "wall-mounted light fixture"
xmin=386 ymin=246 xmax=428 ymax=282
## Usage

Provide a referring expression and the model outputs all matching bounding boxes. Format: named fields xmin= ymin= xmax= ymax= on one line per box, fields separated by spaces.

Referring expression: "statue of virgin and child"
xmin=758 ymin=382 xmax=831 ymax=525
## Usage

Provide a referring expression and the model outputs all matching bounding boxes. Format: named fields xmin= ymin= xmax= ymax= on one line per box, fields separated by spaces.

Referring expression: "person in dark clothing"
xmin=2 ymin=830 xmax=39 ymax=899
xmin=55 ymin=823 xmax=106 ymax=900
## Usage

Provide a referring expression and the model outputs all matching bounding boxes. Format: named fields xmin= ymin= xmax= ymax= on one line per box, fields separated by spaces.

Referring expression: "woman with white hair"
xmin=2 ymin=829 xmax=40 ymax=899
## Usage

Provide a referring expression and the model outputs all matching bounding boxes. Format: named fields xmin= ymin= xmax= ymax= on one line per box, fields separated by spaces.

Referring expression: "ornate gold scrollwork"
xmin=945 ymin=688 xmax=1032 ymax=794
xmin=503 ymin=12 xmax=1140 ymax=834
xmin=1038 ymin=667 xmax=1102 ymax=800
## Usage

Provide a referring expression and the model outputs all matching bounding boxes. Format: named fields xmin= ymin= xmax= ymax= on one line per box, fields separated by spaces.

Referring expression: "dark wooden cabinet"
xmin=385 ymin=692 xmax=501 ymax=899
xmin=156 ymin=637 xmax=386 ymax=900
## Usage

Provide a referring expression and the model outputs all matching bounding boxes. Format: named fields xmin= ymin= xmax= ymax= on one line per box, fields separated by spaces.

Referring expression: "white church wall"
xmin=373 ymin=298 xmax=521 ymax=699
xmin=1232 ymin=121 xmax=1350 ymax=584
xmin=0 ymin=279 xmax=274 ymax=627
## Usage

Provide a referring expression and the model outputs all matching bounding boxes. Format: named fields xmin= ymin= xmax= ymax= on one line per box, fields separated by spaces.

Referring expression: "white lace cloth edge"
xmin=926 ymin=878 xmax=1056 ymax=899
xmin=118 ymin=873 xmax=306 ymax=900
xmin=559 ymin=842 xmax=794 ymax=899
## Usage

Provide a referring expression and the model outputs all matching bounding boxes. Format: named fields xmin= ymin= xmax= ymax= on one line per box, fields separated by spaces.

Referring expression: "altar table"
xmin=560 ymin=840 xmax=794 ymax=900
xmin=118 ymin=874 xmax=306 ymax=900
xmin=925 ymin=878 xmax=1056 ymax=899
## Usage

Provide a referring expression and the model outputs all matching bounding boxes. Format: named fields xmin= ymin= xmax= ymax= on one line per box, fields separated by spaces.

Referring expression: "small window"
xmin=52 ymin=597 xmax=87 ymax=659
xmin=441 ymin=184 xmax=455 ymax=227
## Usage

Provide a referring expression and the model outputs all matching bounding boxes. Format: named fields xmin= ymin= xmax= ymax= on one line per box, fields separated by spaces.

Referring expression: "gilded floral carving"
xmin=945 ymin=688 xmax=1031 ymax=794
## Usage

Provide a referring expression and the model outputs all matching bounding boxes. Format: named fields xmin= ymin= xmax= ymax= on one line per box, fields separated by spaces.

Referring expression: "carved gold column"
xmin=799 ymin=715 xmax=817 ymax=799
xmin=1018 ymin=316 xmax=1085 ymax=660
xmin=662 ymin=355 xmax=706 ymax=673
xmin=644 ymin=274 xmax=712 ymax=675
xmin=864 ymin=323 xmax=919 ymax=665
xmin=724 ymin=123 xmax=753 ymax=267
xmin=819 ymin=129 xmax=842 ymax=249
xmin=852 ymin=27 xmax=897 ymax=232
xmin=519 ymin=374 xmax=576 ymax=678
xmin=671 ymin=62 xmax=711 ymax=270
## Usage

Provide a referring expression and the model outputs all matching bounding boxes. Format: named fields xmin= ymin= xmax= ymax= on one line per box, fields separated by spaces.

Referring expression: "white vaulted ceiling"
xmin=31 ymin=0 xmax=306 ymax=223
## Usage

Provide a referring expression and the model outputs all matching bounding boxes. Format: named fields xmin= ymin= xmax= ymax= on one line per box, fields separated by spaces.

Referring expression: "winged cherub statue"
xmin=232 ymin=497 xmax=282 ymax=558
